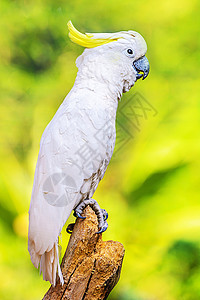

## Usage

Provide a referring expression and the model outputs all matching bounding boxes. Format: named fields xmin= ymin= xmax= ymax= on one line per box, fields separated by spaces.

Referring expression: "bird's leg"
xmin=74 ymin=199 xmax=108 ymax=234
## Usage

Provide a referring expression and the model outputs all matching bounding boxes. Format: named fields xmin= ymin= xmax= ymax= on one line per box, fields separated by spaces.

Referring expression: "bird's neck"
xmin=74 ymin=60 xmax=126 ymax=102
xmin=74 ymin=55 xmax=136 ymax=103
xmin=75 ymin=76 xmax=122 ymax=102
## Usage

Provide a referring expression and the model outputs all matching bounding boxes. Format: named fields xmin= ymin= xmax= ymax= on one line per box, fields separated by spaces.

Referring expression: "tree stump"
xmin=43 ymin=206 xmax=125 ymax=300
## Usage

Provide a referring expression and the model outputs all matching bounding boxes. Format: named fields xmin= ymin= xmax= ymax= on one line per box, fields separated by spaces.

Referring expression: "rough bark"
xmin=43 ymin=206 xmax=125 ymax=300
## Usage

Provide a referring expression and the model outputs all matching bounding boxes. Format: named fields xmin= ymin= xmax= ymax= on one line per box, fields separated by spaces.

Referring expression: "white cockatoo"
xmin=28 ymin=21 xmax=149 ymax=286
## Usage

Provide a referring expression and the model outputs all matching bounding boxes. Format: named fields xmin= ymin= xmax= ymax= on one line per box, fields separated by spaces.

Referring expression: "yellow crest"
xmin=67 ymin=21 xmax=119 ymax=48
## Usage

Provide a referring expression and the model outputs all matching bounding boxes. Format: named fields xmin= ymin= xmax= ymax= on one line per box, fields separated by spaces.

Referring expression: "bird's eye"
xmin=127 ymin=49 xmax=133 ymax=54
xmin=124 ymin=48 xmax=135 ymax=58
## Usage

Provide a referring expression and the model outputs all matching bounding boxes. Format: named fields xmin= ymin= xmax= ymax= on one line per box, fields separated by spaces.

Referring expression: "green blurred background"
xmin=0 ymin=0 xmax=200 ymax=299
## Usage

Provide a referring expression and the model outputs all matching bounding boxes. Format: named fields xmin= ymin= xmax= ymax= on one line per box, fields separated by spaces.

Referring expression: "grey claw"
xmin=96 ymin=221 xmax=108 ymax=234
xmin=74 ymin=199 xmax=109 ymax=234
xmin=76 ymin=212 xmax=86 ymax=219
xmin=66 ymin=223 xmax=75 ymax=234
xmin=101 ymin=209 xmax=108 ymax=221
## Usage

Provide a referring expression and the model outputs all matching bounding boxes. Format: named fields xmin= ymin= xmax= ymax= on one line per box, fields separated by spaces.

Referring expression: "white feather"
xmin=28 ymin=86 xmax=117 ymax=284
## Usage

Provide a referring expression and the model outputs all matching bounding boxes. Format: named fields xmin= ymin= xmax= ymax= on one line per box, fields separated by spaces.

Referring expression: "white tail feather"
xmin=40 ymin=242 xmax=64 ymax=286
xmin=29 ymin=239 xmax=64 ymax=286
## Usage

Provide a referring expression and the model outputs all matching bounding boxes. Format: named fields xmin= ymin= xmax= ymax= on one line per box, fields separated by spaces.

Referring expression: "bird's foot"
xmin=74 ymin=199 xmax=108 ymax=234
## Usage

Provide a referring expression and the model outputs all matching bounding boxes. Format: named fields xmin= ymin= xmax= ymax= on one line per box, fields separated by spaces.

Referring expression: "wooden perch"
xmin=43 ymin=206 xmax=125 ymax=300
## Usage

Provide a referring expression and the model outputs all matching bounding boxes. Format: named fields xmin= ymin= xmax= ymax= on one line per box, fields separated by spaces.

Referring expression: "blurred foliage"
xmin=0 ymin=0 xmax=200 ymax=299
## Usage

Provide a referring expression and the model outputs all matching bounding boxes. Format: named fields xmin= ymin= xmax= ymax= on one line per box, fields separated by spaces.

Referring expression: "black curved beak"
xmin=133 ymin=56 xmax=150 ymax=80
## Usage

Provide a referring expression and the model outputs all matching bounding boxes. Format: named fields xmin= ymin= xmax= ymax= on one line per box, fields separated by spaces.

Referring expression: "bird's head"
xmin=67 ymin=21 xmax=150 ymax=96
